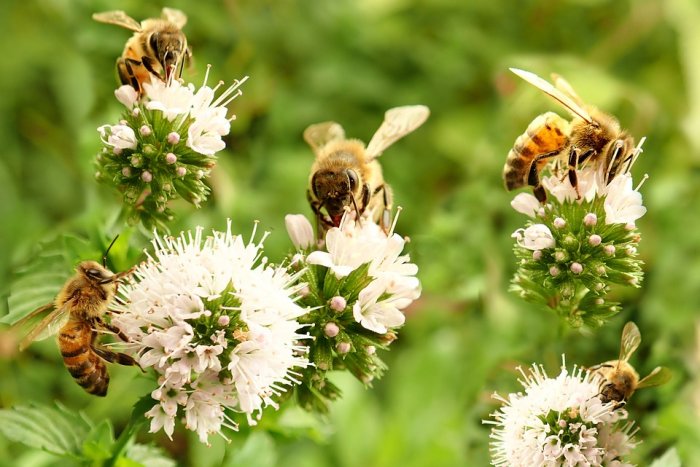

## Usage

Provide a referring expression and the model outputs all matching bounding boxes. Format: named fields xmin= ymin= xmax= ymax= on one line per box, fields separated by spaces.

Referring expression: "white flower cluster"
xmin=287 ymin=213 xmax=421 ymax=334
xmin=485 ymin=359 xmax=637 ymax=466
xmin=113 ymin=221 xmax=309 ymax=444
xmin=511 ymin=162 xmax=647 ymax=228
xmin=99 ymin=69 xmax=248 ymax=157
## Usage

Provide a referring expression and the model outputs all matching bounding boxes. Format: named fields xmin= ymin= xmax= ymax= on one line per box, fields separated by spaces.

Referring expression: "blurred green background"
xmin=1 ymin=0 xmax=699 ymax=465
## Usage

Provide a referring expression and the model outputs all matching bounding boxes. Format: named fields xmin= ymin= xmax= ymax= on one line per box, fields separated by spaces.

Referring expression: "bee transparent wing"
xmin=161 ymin=8 xmax=188 ymax=28
xmin=18 ymin=304 xmax=70 ymax=351
xmin=551 ymin=73 xmax=586 ymax=108
xmin=303 ymin=122 xmax=346 ymax=156
xmin=619 ymin=321 xmax=642 ymax=363
xmin=510 ymin=68 xmax=593 ymax=123
xmin=365 ymin=105 xmax=430 ymax=159
xmin=92 ymin=10 xmax=142 ymax=31
xmin=637 ymin=366 xmax=672 ymax=389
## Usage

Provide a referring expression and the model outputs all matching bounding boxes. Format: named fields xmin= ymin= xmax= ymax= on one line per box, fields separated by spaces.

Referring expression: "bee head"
xmin=78 ymin=261 xmax=115 ymax=285
xmin=148 ymin=29 xmax=186 ymax=80
xmin=312 ymin=169 xmax=360 ymax=218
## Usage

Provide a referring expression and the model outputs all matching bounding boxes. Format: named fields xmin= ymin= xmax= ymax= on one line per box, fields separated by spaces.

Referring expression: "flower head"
xmin=113 ymin=221 xmax=309 ymax=444
xmin=95 ymin=69 xmax=248 ymax=229
xmin=485 ymin=358 xmax=638 ymax=466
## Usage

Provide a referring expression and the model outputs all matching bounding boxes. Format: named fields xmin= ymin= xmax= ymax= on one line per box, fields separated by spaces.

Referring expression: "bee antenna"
xmin=350 ymin=195 xmax=363 ymax=227
xmin=103 ymin=235 xmax=120 ymax=267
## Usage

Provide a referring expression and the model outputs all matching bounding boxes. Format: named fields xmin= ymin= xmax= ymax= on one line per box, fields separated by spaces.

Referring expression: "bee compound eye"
xmin=86 ymin=268 xmax=103 ymax=280
xmin=345 ymin=170 xmax=358 ymax=190
xmin=149 ymin=33 xmax=159 ymax=56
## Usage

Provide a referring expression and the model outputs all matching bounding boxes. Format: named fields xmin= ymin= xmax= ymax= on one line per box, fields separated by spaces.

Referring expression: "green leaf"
xmin=82 ymin=419 xmax=115 ymax=464
xmin=0 ymin=403 xmax=92 ymax=459
xmin=122 ymin=444 xmax=175 ymax=467
xmin=650 ymin=447 xmax=681 ymax=467
xmin=224 ymin=431 xmax=277 ymax=467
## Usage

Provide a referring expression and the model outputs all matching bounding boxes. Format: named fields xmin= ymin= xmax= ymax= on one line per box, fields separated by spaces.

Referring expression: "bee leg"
xmin=527 ymin=151 xmax=559 ymax=203
xmin=141 ymin=56 xmax=162 ymax=80
xmin=567 ymin=148 xmax=594 ymax=198
xmin=91 ymin=343 xmax=142 ymax=370
xmin=373 ymin=184 xmax=394 ymax=233
xmin=92 ymin=316 xmax=131 ymax=343
xmin=307 ymin=189 xmax=334 ymax=238
xmin=118 ymin=57 xmax=143 ymax=94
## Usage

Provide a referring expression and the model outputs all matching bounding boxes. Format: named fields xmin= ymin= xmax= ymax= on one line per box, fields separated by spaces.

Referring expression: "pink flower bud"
xmin=166 ymin=153 xmax=177 ymax=164
xmin=366 ymin=345 xmax=376 ymax=355
xmin=330 ymin=296 xmax=347 ymax=312
xmin=553 ymin=217 xmax=566 ymax=229
xmin=167 ymin=132 xmax=180 ymax=145
xmin=218 ymin=315 xmax=230 ymax=326
xmin=176 ymin=167 xmax=187 ymax=177
xmin=141 ymin=171 xmax=152 ymax=182
xmin=570 ymin=262 xmax=583 ymax=274
xmin=604 ymin=245 xmax=616 ymax=256
xmin=549 ymin=266 xmax=560 ymax=277
xmin=336 ymin=342 xmax=351 ymax=354
xmin=583 ymin=213 xmax=598 ymax=226
xmin=588 ymin=234 xmax=602 ymax=246
xmin=121 ymin=167 xmax=131 ymax=177
xmin=139 ymin=125 xmax=152 ymax=136
xmin=532 ymin=250 xmax=542 ymax=261
xmin=324 ymin=322 xmax=340 ymax=338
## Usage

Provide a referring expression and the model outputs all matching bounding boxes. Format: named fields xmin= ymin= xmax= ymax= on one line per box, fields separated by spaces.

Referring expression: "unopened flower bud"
xmin=299 ymin=285 xmax=310 ymax=298
xmin=594 ymin=282 xmax=605 ymax=291
xmin=121 ymin=167 xmax=131 ymax=177
xmin=625 ymin=223 xmax=636 ymax=231
xmin=143 ymin=144 xmax=156 ymax=156
xmin=570 ymin=262 xmax=583 ymax=274
xmin=317 ymin=362 xmax=329 ymax=371
xmin=131 ymin=155 xmax=142 ymax=167
xmin=537 ymin=207 xmax=546 ymax=217
xmin=549 ymin=266 xmax=560 ymax=277
xmin=167 ymin=132 xmax=180 ymax=145
xmin=604 ymin=245 xmax=616 ymax=256
xmin=366 ymin=345 xmax=376 ymax=355
xmin=330 ymin=296 xmax=347 ymax=312
xmin=532 ymin=250 xmax=542 ymax=261
xmin=324 ymin=322 xmax=340 ymax=338
xmin=361 ymin=374 xmax=374 ymax=384
xmin=132 ymin=108 xmax=141 ymax=117
xmin=141 ymin=170 xmax=153 ymax=182
xmin=285 ymin=214 xmax=315 ymax=250
xmin=583 ymin=213 xmax=598 ymax=226
xmin=562 ymin=235 xmax=577 ymax=249
xmin=626 ymin=246 xmax=637 ymax=256
xmin=217 ymin=315 xmax=230 ymax=326
xmin=553 ymin=217 xmax=566 ymax=229
xmin=176 ymin=167 xmax=187 ymax=177
xmin=165 ymin=152 xmax=177 ymax=164
xmin=336 ymin=342 xmax=351 ymax=354
xmin=596 ymin=265 xmax=606 ymax=276
xmin=139 ymin=125 xmax=152 ymax=136
xmin=113 ymin=147 xmax=122 ymax=155
xmin=595 ymin=298 xmax=605 ymax=305
xmin=588 ymin=234 xmax=602 ymax=246
xmin=554 ymin=251 xmax=566 ymax=262
xmin=196 ymin=170 xmax=204 ymax=180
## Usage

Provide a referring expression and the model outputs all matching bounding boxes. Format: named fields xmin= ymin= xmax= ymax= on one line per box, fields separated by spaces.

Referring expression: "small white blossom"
xmin=98 ymin=124 xmax=137 ymax=151
xmin=485 ymin=357 xmax=638 ymax=467
xmin=510 ymin=192 xmax=541 ymax=218
xmin=114 ymin=220 xmax=309 ymax=444
xmin=114 ymin=85 xmax=138 ymax=109
xmin=603 ymin=173 xmax=647 ymax=225
xmin=512 ymin=224 xmax=555 ymax=250
xmin=143 ymin=79 xmax=195 ymax=121
xmin=285 ymin=214 xmax=315 ymax=250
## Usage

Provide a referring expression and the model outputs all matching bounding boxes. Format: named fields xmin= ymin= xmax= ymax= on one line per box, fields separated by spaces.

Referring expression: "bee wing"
xmin=92 ymin=10 xmax=142 ymax=31
xmin=551 ymin=73 xmax=586 ymax=108
xmin=303 ymin=122 xmax=346 ymax=156
xmin=161 ymin=8 xmax=188 ymax=28
xmin=637 ymin=366 xmax=672 ymax=389
xmin=510 ymin=68 xmax=593 ymax=123
xmin=18 ymin=304 xmax=70 ymax=351
xmin=618 ymin=321 xmax=642 ymax=363
xmin=365 ymin=105 xmax=430 ymax=159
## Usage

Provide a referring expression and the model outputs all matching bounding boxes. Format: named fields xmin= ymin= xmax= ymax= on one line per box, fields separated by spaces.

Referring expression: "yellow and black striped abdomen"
xmin=503 ymin=112 xmax=570 ymax=190
xmin=58 ymin=321 xmax=109 ymax=396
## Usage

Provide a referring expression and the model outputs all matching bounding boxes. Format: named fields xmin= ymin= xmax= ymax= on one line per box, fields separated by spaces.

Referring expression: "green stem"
xmin=106 ymin=416 xmax=147 ymax=466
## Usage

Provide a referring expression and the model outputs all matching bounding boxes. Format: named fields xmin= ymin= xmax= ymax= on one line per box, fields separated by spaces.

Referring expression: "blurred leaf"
xmin=224 ymin=431 xmax=277 ymax=467
xmin=650 ymin=447 xmax=681 ymax=467
xmin=0 ymin=403 xmax=92 ymax=459
xmin=82 ymin=419 xmax=114 ymax=464
xmin=122 ymin=444 xmax=175 ymax=467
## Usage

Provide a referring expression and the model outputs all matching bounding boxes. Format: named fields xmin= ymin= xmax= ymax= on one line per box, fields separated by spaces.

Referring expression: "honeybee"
xmin=93 ymin=8 xmax=190 ymax=94
xmin=504 ymin=68 xmax=637 ymax=202
xmin=12 ymin=237 xmax=138 ymax=396
xmin=590 ymin=321 xmax=671 ymax=406
xmin=304 ymin=105 xmax=430 ymax=236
